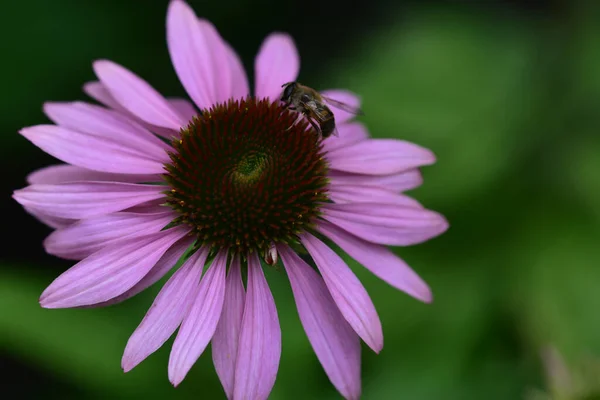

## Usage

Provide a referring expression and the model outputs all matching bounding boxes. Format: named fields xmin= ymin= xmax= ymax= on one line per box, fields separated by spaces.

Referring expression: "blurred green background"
xmin=2 ymin=0 xmax=600 ymax=399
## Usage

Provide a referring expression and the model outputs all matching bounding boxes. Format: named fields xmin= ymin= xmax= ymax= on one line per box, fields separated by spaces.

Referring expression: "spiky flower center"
xmin=164 ymin=97 xmax=329 ymax=255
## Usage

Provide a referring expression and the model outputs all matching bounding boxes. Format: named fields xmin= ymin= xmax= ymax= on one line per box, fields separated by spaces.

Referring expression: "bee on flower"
xmin=12 ymin=1 xmax=448 ymax=399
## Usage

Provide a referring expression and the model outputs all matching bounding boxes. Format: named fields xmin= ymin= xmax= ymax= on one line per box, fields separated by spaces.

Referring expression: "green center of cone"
xmin=163 ymin=97 xmax=329 ymax=255
xmin=233 ymin=151 xmax=268 ymax=184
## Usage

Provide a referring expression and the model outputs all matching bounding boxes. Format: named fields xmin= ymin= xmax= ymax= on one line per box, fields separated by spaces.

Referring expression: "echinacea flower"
xmin=12 ymin=0 xmax=448 ymax=399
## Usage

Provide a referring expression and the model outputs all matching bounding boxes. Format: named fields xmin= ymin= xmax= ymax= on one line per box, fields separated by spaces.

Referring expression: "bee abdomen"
xmin=321 ymin=118 xmax=336 ymax=138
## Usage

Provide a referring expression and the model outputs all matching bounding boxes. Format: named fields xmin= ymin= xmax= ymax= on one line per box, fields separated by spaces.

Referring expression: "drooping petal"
xmin=328 ymin=169 xmax=424 ymax=193
xmin=122 ymin=246 xmax=209 ymax=372
xmin=233 ymin=253 xmax=281 ymax=400
xmin=93 ymin=60 xmax=185 ymax=130
xmin=322 ymin=203 xmax=449 ymax=246
xmin=169 ymin=249 xmax=228 ymax=386
xmin=254 ymin=33 xmax=299 ymax=101
xmin=320 ymin=89 xmax=362 ymax=124
xmin=301 ymin=233 xmax=383 ymax=353
xmin=39 ymin=227 xmax=189 ymax=309
xmin=20 ymin=125 xmax=166 ymax=175
xmin=167 ymin=0 xmax=233 ymax=109
xmin=44 ymin=210 xmax=175 ymax=260
xmin=328 ymin=183 xmax=423 ymax=208
xmin=167 ymin=98 xmax=198 ymax=123
xmin=318 ymin=220 xmax=432 ymax=303
xmin=83 ymin=81 xmax=183 ymax=138
xmin=87 ymin=236 xmax=195 ymax=308
xmin=13 ymin=182 xmax=164 ymax=220
xmin=322 ymin=122 xmax=369 ymax=153
xmin=328 ymin=139 xmax=436 ymax=175
xmin=212 ymin=256 xmax=245 ymax=398
xmin=26 ymin=164 xmax=160 ymax=185
xmin=43 ymin=101 xmax=171 ymax=161
xmin=278 ymin=246 xmax=361 ymax=400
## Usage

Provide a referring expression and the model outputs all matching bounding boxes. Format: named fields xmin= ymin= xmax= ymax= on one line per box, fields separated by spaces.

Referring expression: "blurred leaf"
xmin=0 ymin=266 xmax=226 ymax=399
xmin=326 ymin=8 xmax=544 ymax=205
xmin=574 ymin=2 xmax=600 ymax=100
xmin=561 ymin=134 xmax=600 ymax=223
xmin=506 ymin=205 xmax=600 ymax=356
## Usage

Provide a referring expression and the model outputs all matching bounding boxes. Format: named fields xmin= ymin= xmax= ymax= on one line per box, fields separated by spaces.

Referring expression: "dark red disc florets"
xmin=163 ymin=97 xmax=329 ymax=255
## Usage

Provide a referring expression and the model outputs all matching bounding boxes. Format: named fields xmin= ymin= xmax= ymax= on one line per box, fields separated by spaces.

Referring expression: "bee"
xmin=280 ymin=81 xmax=364 ymax=139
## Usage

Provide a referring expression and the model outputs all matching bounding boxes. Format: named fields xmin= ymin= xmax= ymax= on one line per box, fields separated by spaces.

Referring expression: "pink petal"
xmin=328 ymin=169 xmax=424 ymax=193
xmin=167 ymin=0 xmax=233 ymax=109
xmin=20 ymin=125 xmax=166 ymax=175
xmin=320 ymin=89 xmax=362 ymax=124
xmin=167 ymin=98 xmax=198 ymax=123
xmin=24 ymin=206 xmax=74 ymax=230
xmin=83 ymin=81 xmax=122 ymax=110
xmin=122 ymin=246 xmax=209 ymax=372
xmin=322 ymin=122 xmax=369 ymax=153
xmin=317 ymin=220 xmax=432 ymax=303
xmin=43 ymin=101 xmax=171 ymax=161
xmin=225 ymin=42 xmax=250 ymax=100
xmin=254 ymin=33 xmax=299 ymax=101
xmin=13 ymin=182 xmax=164 ymax=219
xmin=169 ymin=249 xmax=228 ymax=386
xmin=233 ymin=253 xmax=281 ymax=400
xmin=87 ymin=236 xmax=195 ymax=308
xmin=212 ymin=255 xmax=245 ymax=398
xmin=196 ymin=21 xmax=232 ymax=104
xmin=44 ymin=210 xmax=174 ymax=260
xmin=278 ymin=245 xmax=361 ymax=400
xmin=27 ymin=164 xmax=160 ymax=185
xmin=322 ymin=203 xmax=449 ymax=246
xmin=328 ymin=183 xmax=423 ymax=208
xmin=39 ymin=227 xmax=189 ymax=308
xmin=83 ymin=81 xmax=181 ymax=139
xmin=93 ymin=60 xmax=185 ymax=130
xmin=328 ymin=139 xmax=436 ymax=175
xmin=300 ymin=233 xmax=383 ymax=353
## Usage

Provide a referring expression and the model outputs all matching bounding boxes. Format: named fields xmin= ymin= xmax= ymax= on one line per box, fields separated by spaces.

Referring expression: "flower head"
xmin=13 ymin=1 xmax=448 ymax=399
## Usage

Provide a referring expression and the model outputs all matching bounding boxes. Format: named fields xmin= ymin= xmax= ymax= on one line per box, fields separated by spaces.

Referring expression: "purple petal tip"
xmin=18 ymin=127 xmax=33 ymax=137
xmin=42 ymin=102 xmax=59 ymax=113
xmin=39 ymin=298 xmax=57 ymax=309
xmin=426 ymin=149 xmax=437 ymax=164
xmin=436 ymin=216 xmax=450 ymax=235
xmin=121 ymin=360 xmax=134 ymax=373
xmin=92 ymin=59 xmax=115 ymax=76
xmin=421 ymin=288 xmax=434 ymax=304
xmin=372 ymin=342 xmax=383 ymax=354
xmin=169 ymin=375 xmax=183 ymax=388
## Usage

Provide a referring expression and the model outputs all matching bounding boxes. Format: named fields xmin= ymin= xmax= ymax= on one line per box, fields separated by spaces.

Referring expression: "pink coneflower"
xmin=12 ymin=0 xmax=448 ymax=399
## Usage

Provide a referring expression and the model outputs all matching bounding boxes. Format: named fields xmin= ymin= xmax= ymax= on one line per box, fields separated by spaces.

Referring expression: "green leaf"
xmin=0 ymin=266 xmax=226 ymax=399
xmin=325 ymin=8 xmax=543 ymax=205
xmin=506 ymin=207 xmax=600 ymax=356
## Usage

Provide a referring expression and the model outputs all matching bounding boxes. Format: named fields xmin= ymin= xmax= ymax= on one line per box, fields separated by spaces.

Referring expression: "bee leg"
xmin=285 ymin=114 xmax=303 ymax=131
xmin=305 ymin=115 xmax=322 ymax=136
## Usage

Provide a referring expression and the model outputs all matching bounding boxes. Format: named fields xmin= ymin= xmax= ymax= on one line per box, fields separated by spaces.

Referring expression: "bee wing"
xmin=306 ymin=102 xmax=339 ymax=137
xmin=310 ymin=102 xmax=330 ymax=122
xmin=321 ymin=95 xmax=364 ymax=116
